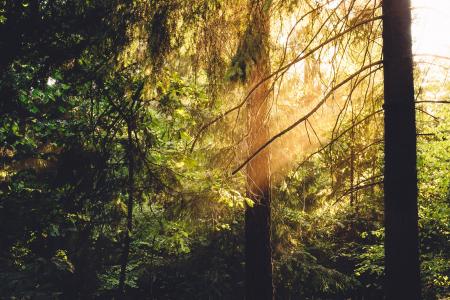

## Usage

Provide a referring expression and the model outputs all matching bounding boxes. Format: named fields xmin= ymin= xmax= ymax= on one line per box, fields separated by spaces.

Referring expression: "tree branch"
xmin=232 ymin=61 xmax=383 ymax=175
xmin=190 ymin=15 xmax=383 ymax=152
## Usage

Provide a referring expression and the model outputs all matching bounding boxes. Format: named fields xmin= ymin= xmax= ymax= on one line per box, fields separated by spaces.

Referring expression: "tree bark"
xmin=245 ymin=1 xmax=274 ymax=300
xmin=382 ymin=0 xmax=421 ymax=299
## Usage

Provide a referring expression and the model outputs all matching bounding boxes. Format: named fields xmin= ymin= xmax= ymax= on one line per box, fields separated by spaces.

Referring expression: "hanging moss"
xmin=148 ymin=3 xmax=175 ymax=69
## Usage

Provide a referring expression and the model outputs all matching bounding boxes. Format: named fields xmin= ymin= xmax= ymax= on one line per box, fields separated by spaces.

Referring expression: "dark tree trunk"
xmin=382 ymin=0 xmax=421 ymax=299
xmin=245 ymin=1 xmax=273 ymax=299
xmin=118 ymin=122 xmax=135 ymax=297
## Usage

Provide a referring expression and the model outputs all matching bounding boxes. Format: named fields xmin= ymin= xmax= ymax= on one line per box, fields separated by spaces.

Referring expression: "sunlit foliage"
xmin=0 ymin=0 xmax=449 ymax=299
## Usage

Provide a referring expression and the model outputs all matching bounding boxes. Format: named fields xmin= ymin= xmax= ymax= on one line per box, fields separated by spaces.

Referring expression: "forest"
xmin=0 ymin=0 xmax=449 ymax=299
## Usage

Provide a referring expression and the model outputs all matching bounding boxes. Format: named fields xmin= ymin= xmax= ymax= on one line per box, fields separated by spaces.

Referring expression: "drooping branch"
xmin=332 ymin=139 xmax=383 ymax=170
xmin=190 ymin=16 xmax=383 ymax=152
xmin=292 ymin=109 xmax=383 ymax=174
xmin=231 ymin=61 xmax=383 ymax=175
xmin=415 ymin=107 xmax=439 ymax=120
xmin=335 ymin=179 xmax=384 ymax=204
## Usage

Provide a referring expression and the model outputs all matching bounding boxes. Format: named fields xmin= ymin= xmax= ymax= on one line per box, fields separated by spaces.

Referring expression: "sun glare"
xmin=411 ymin=0 xmax=450 ymax=57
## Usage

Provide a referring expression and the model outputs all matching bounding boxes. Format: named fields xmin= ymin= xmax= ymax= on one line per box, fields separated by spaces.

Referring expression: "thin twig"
xmin=231 ymin=61 xmax=383 ymax=175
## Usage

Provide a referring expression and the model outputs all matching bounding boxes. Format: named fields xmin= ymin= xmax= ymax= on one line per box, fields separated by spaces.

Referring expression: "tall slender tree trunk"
xmin=382 ymin=0 xmax=421 ymax=299
xmin=118 ymin=121 xmax=135 ymax=297
xmin=245 ymin=1 xmax=273 ymax=299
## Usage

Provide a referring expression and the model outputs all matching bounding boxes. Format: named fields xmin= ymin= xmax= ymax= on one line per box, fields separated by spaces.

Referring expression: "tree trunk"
xmin=118 ymin=121 xmax=135 ymax=297
xmin=382 ymin=0 xmax=421 ymax=299
xmin=245 ymin=1 xmax=273 ymax=299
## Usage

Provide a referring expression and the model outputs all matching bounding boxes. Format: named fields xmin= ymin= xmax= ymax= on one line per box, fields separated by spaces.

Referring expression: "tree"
xmin=382 ymin=0 xmax=421 ymax=298
xmin=244 ymin=1 xmax=274 ymax=299
xmin=118 ymin=96 xmax=137 ymax=297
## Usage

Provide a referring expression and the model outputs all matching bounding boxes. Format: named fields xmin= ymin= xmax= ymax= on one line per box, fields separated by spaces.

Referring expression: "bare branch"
xmin=232 ymin=61 xmax=383 ymax=175
xmin=190 ymin=15 xmax=383 ymax=152
xmin=293 ymin=109 xmax=383 ymax=173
